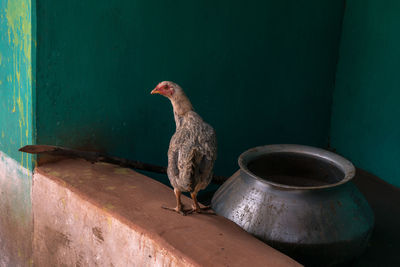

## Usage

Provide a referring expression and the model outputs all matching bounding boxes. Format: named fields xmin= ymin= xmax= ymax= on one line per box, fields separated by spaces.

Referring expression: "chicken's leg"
xmin=162 ymin=188 xmax=187 ymax=215
xmin=188 ymin=191 xmax=215 ymax=215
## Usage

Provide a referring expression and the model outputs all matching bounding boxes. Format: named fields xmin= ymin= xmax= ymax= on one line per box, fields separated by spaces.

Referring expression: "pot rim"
xmin=238 ymin=144 xmax=356 ymax=190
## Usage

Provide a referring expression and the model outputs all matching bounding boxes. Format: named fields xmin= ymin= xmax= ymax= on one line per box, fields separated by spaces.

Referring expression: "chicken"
xmin=151 ymin=81 xmax=217 ymax=215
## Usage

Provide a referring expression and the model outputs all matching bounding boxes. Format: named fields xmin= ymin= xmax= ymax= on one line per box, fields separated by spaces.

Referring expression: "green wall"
xmin=0 ymin=0 xmax=35 ymax=169
xmin=2 ymin=0 xmax=399 ymax=264
xmin=0 ymin=0 xmax=34 ymax=265
xmin=36 ymin=0 xmax=344 ymax=176
xmin=331 ymin=0 xmax=400 ymax=187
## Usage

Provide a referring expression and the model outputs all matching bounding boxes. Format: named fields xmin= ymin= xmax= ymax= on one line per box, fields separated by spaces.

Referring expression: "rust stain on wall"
xmin=92 ymin=227 xmax=104 ymax=243
xmin=44 ymin=226 xmax=72 ymax=254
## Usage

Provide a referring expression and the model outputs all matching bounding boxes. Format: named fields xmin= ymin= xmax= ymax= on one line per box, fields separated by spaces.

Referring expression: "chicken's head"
xmin=151 ymin=81 xmax=180 ymax=98
xmin=151 ymin=81 xmax=193 ymax=115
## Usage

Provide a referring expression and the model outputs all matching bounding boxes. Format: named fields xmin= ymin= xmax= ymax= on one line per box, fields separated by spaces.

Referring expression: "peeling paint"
xmin=2 ymin=0 xmax=34 ymax=170
xmin=0 ymin=0 xmax=35 ymax=264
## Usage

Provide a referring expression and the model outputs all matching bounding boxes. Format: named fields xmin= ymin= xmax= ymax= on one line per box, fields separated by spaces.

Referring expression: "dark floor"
xmin=352 ymin=169 xmax=400 ymax=267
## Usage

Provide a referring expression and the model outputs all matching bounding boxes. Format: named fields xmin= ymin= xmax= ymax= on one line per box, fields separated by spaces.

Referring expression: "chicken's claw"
xmin=161 ymin=205 xmax=216 ymax=216
xmin=187 ymin=205 xmax=216 ymax=215
xmin=161 ymin=205 xmax=190 ymax=216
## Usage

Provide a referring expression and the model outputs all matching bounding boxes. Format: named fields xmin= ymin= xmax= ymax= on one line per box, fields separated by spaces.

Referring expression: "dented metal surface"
xmin=212 ymin=145 xmax=374 ymax=266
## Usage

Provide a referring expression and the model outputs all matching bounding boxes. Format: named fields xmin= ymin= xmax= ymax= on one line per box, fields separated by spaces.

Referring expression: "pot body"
xmin=212 ymin=145 xmax=374 ymax=266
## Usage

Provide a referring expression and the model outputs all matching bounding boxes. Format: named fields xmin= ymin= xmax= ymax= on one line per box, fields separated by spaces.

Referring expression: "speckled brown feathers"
xmin=167 ymin=111 xmax=217 ymax=193
xmin=152 ymin=81 xmax=217 ymax=214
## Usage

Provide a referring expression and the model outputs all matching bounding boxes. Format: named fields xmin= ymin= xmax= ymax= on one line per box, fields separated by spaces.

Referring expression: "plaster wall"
xmin=330 ymin=0 xmax=400 ymax=187
xmin=32 ymin=159 xmax=299 ymax=267
xmin=0 ymin=0 xmax=34 ymax=265
xmin=33 ymin=171 xmax=186 ymax=267
xmin=0 ymin=152 xmax=33 ymax=266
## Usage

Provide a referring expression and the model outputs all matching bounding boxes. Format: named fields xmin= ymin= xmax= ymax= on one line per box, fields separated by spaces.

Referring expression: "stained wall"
xmin=0 ymin=0 xmax=35 ymax=265
xmin=36 ymin=0 xmax=345 ymax=177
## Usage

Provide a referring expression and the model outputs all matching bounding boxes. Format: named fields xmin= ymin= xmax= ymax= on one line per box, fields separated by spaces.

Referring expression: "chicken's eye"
xmin=164 ymin=85 xmax=169 ymax=90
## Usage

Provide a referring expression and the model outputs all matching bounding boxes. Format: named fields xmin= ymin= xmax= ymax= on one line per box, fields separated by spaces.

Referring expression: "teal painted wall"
xmin=0 ymin=0 xmax=34 ymax=265
xmin=0 ymin=0 xmax=35 ymax=169
xmin=331 ymin=0 xmax=400 ymax=187
xmin=36 ymin=0 xmax=344 ymax=176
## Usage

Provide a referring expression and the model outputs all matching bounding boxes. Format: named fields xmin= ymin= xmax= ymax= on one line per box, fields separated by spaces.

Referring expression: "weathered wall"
xmin=0 ymin=0 xmax=34 ymax=167
xmin=36 ymin=0 xmax=344 ymax=177
xmin=33 ymin=159 xmax=300 ymax=267
xmin=0 ymin=0 xmax=34 ymax=265
xmin=330 ymin=0 xmax=400 ymax=187
xmin=0 ymin=153 xmax=33 ymax=266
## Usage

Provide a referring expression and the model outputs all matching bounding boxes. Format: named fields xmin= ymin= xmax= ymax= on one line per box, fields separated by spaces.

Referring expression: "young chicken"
xmin=151 ymin=81 xmax=217 ymax=215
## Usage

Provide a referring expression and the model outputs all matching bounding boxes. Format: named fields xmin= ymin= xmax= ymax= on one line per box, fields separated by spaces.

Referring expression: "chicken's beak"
xmin=151 ymin=88 xmax=160 ymax=95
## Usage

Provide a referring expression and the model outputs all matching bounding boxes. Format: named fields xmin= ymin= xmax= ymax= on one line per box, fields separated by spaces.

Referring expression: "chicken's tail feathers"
xmin=179 ymin=148 xmax=202 ymax=187
xmin=187 ymin=148 xmax=200 ymax=176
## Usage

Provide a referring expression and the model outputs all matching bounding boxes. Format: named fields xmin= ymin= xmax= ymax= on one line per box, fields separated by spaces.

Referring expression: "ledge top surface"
xmin=36 ymin=158 xmax=300 ymax=267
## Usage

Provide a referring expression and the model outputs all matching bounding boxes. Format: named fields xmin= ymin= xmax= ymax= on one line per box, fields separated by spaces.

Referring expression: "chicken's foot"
xmin=161 ymin=188 xmax=190 ymax=216
xmin=161 ymin=205 xmax=190 ymax=216
xmin=188 ymin=192 xmax=216 ymax=215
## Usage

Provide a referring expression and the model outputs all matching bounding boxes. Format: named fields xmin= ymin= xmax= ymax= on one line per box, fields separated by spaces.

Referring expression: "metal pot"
xmin=212 ymin=144 xmax=374 ymax=266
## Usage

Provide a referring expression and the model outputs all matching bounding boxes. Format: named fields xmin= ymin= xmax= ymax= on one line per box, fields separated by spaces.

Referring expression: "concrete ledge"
xmin=33 ymin=159 xmax=300 ymax=266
